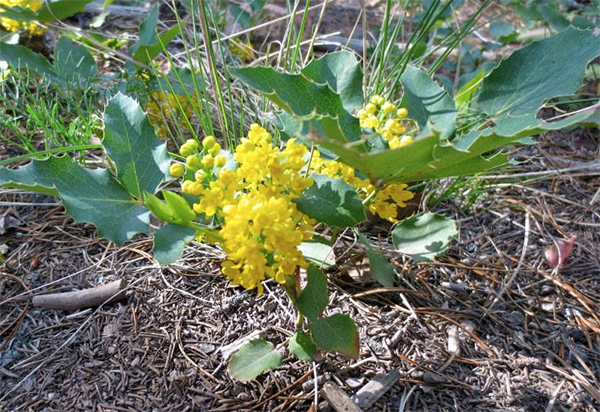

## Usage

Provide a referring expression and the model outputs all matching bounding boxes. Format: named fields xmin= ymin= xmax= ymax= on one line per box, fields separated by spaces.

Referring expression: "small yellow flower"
xmin=215 ymin=155 xmax=227 ymax=168
xmin=396 ymin=108 xmax=408 ymax=119
xmin=381 ymin=101 xmax=396 ymax=114
xmin=186 ymin=155 xmax=201 ymax=170
xmin=201 ymin=154 xmax=215 ymax=168
xmin=202 ymin=135 xmax=216 ymax=150
xmin=169 ymin=163 xmax=185 ymax=178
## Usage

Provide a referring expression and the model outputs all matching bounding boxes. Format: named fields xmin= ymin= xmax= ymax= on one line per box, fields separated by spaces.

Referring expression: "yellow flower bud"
xmin=179 ymin=143 xmax=194 ymax=157
xmin=182 ymin=180 xmax=194 ymax=194
xmin=209 ymin=143 xmax=222 ymax=156
xmin=370 ymin=95 xmax=385 ymax=106
xmin=365 ymin=103 xmax=377 ymax=114
xmin=195 ymin=169 xmax=208 ymax=181
xmin=201 ymin=154 xmax=215 ymax=168
xmin=185 ymin=139 xmax=199 ymax=152
xmin=381 ymin=101 xmax=396 ymax=114
xmin=202 ymin=135 xmax=216 ymax=150
xmin=357 ymin=109 xmax=368 ymax=120
xmin=169 ymin=163 xmax=185 ymax=178
xmin=396 ymin=108 xmax=408 ymax=119
xmin=186 ymin=155 xmax=201 ymax=170
xmin=188 ymin=182 xmax=203 ymax=196
xmin=215 ymin=154 xmax=227 ymax=167
xmin=399 ymin=135 xmax=413 ymax=147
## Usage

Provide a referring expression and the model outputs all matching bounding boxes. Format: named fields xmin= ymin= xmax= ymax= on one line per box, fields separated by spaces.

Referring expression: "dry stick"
xmin=0 ymin=273 xmax=151 ymax=403
xmin=32 ymin=279 xmax=127 ymax=311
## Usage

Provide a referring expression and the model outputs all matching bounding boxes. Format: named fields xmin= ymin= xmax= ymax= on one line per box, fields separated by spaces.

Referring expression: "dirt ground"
xmin=1 ymin=0 xmax=600 ymax=411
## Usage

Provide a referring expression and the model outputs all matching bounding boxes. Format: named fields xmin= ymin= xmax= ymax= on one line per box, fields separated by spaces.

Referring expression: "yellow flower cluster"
xmin=229 ymin=38 xmax=255 ymax=62
xmin=146 ymin=92 xmax=195 ymax=139
xmin=309 ymin=151 xmax=414 ymax=223
xmin=170 ymin=125 xmax=315 ymax=294
xmin=0 ymin=0 xmax=44 ymax=35
xmin=357 ymin=95 xmax=413 ymax=150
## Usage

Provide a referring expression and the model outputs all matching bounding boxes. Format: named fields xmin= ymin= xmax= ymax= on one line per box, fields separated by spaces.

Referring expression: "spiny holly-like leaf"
xmin=294 ymin=174 xmax=366 ymax=228
xmin=309 ymin=314 xmax=359 ymax=358
xmin=297 ymin=266 xmax=329 ymax=322
xmin=0 ymin=156 xmax=149 ymax=245
xmin=477 ymin=27 xmax=600 ymax=136
xmin=36 ymin=0 xmax=96 ymax=22
xmin=392 ymin=212 xmax=457 ymax=262
xmin=289 ymin=330 xmax=317 ymax=362
xmin=229 ymin=66 xmax=362 ymax=144
xmin=366 ymin=251 xmax=396 ymax=287
xmin=153 ymin=223 xmax=197 ymax=264
xmin=228 ymin=339 xmax=282 ymax=382
xmin=301 ymin=51 xmax=364 ymax=112
xmin=400 ymin=65 xmax=456 ymax=138
xmin=103 ymin=93 xmax=170 ymax=199
xmin=0 ymin=43 xmax=55 ymax=80
xmin=53 ymin=37 xmax=97 ymax=87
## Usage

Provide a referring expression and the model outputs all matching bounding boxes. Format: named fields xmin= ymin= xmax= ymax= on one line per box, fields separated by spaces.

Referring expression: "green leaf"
xmin=162 ymin=191 xmax=196 ymax=223
xmin=297 ymin=266 xmax=329 ymax=322
xmin=299 ymin=239 xmax=335 ymax=268
xmin=477 ymin=27 xmax=600 ymax=136
xmin=489 ymin=21 xmax=517 ymax=43
xmin=301 ymin=51 xmax=364 ymax=112
xmin=0 ymin=156 xmax=149 ymax=245
xmin=133 ymin=23 xmax=184 ymax=65
xmin=103 ymin=93 xmax=170 ymax=199
xmin=294 ymin=174 xmax=366 ymax=228
xmin=455 ymin=70 xmax=485 ymax=109
xmin=145 ymin=192 xmax=176 ymax=222
xmin=392 ymin=212 xmax=457 ymax=262
xmin=289 ymin=330 xmax=317 ymax=362
xmin=229 ymin=66 xmax=363 ymax=144
xmin=153 ymin=223 xmax=196 ymax=264
xmin=228 ymin=339 xmax=282 ymax=382
xmin=309 ymin=314 xmax=359 ymax=358
xmin=0 ymin=6 xmax=37 ymax=21
xmin=53 ymin=37 xmax=97 ymax=87
xmin=537 ymin=5 xmax=570 ymax=32
xmin=36 ymin=0 xmax=96 ymax=22
xmin=0 ymin=43 xmax=55 ymax=80
xmin=138 ymin=4 xmax=159 ymax=46
xmin=400 ymin=65 xmax=456 ymax=138
xmin=366 ymin=251 xmax=396 ymax=287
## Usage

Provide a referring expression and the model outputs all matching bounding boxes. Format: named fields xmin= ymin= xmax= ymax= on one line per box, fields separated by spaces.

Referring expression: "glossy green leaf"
xmin=162 ymin=191 xmax=196 ymax=223
xmin=400 ymin=65 xmax=456 ymax=138
xmin=228 ymin=339 xmax=282 ymax=382
xmin=0 ymin=156 xmax=149 ymax=245
xmin=145 ymin=192 xmax=176 ymax=222
xmin=392 ymin=212 xmax=457 ymax=262
xmin=477 ymin=27 xmax=600 ymax=136
xmin=301 ymin=51 xmax=364 ymax=112
xmin=294 ymin=174 xmax=366 ymax=228
xmin=138 ymin=4 xmax=159 ymax=46
xmin=36 ymin=0 xmax=95 ymax=22
xmin=153 ymin=223 xmax=196 ymax=264
xmin=0 ymin=42 xmax=55 ymax=79
xmin=297 ymin=266 xmax=329 ymax=322
xmin=309 ymin=314 xmax=359 ymax=358
xmin=289 ymin=330 xmax=317 ymax=362
xmin=229 ymin=66 xmax=362 ymax=144
xmin=103 ymin=93 xmax=170 ymax=199
xmin=366 ymin=251 xmax=396 ymax=287
xmin=53 ymin=37 xmax=98 ymax=87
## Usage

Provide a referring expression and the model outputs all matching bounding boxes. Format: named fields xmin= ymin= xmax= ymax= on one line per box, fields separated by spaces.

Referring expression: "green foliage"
xmin=297 ymin=266 xmax=329 ymax=322
xmin=0 ymin=43 xmax=55 ymax=79
xmin=400 ymin=65 xmax=456 ymax=138
xmin=294 ymin=174 xmax=366 ymax=228
xmin=392 ymin=212 xmax=457 ymax=262
xmin=152 ymin=223 xmax=197 ymax=265
xmin=103 ymin=93 xmax=170 ymax=199
xmin=309 ymin=314 xmax=359 ymax=359
xmin=478 ymin=27 xmax=599 ymax=136
xmin=0 ymin=156 xmax=150 ymax=244
xmin=228 ymin=339 xmax=283 ymax=381
xmin=36 ymin=0 xmax=95 ymax=22
xmin=366 ymin=251 xmax=396 ymax=287
xmin=289 ymin=330 xmax=317 ymax=362
xmin=298 ymin=239 xmax=335 ymax=268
